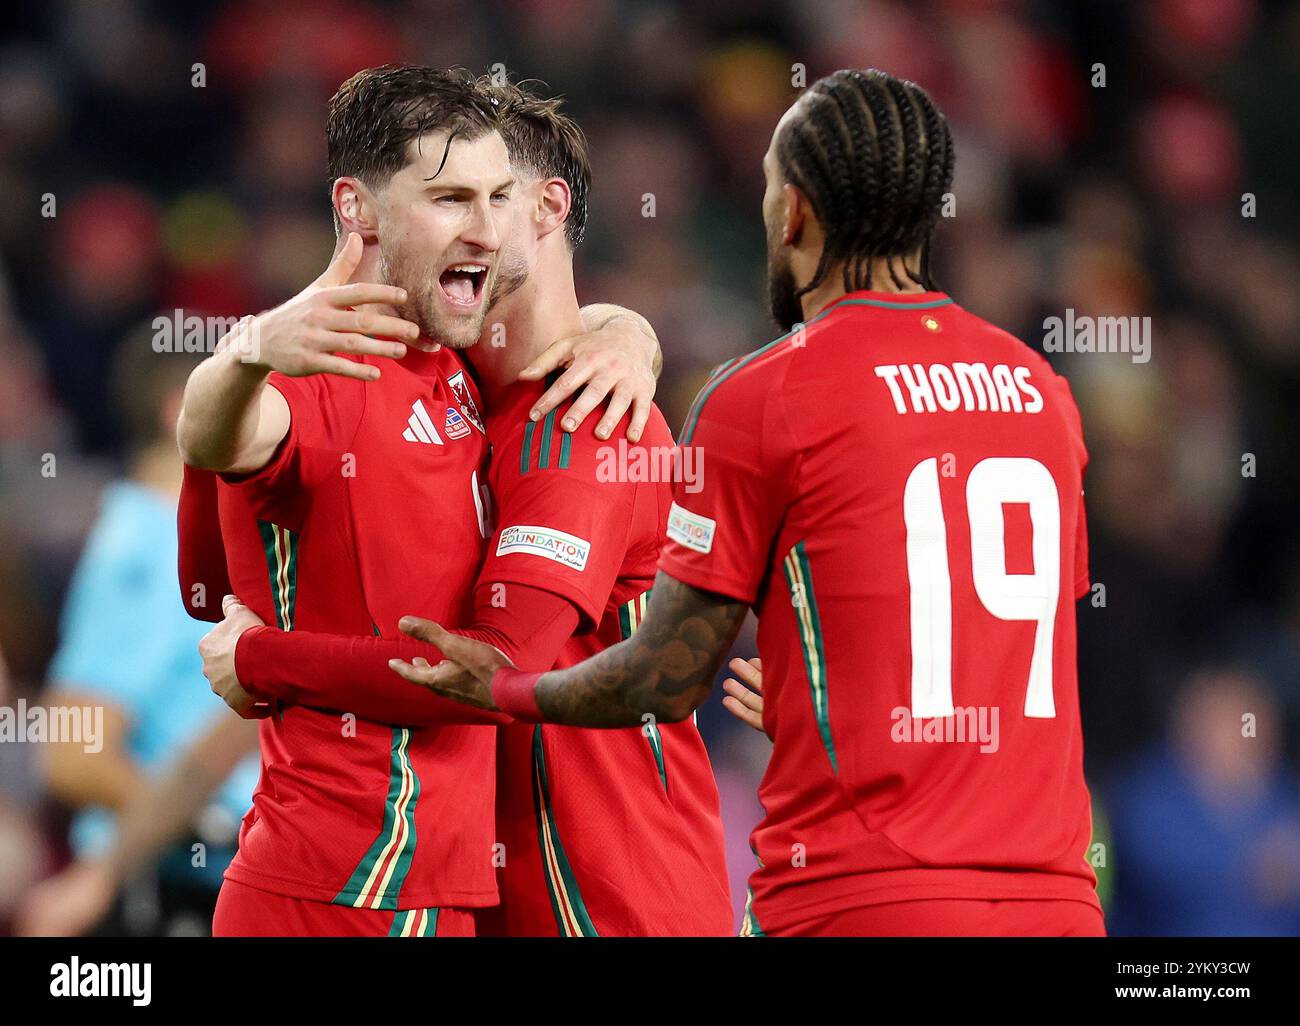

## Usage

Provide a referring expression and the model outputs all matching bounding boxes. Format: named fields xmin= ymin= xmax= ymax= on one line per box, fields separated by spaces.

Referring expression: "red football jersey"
xmin=476 ymin=381 xmax=732 ymax=936
xmin=214 ymin=344 xmax=496 ymax=911
xmin=659 ymin=290 xmax=1098 ymax=935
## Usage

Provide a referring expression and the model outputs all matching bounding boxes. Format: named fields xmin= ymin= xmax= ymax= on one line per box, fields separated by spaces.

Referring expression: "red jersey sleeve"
xmin=657 ymin=363 xmax=796 ymax=604
xmin=234 ymin=582 xmax=579 ymax=726
xmin=475 ymin=409 xmax=636 ymax=629
xmin=221 ymin=372 xmax=364 ymax=530
xmin=177 ymin=464 xmax=231 ymax=622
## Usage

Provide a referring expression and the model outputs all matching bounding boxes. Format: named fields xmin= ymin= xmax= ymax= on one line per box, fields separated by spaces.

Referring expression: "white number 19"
xmin=903 ymin=457 xmax=1061 ymax=719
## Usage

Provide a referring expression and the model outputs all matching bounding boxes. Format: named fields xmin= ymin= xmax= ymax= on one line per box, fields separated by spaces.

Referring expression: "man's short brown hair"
xmin=326 ymin=65 xmax=501 ymax=199
xmin=488 ymin=80 xmax=592 ymax=248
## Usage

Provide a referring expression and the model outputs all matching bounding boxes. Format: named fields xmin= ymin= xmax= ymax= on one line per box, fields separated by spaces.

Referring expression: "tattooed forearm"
xmin=534 ymin=572 xmax=749 ymax=727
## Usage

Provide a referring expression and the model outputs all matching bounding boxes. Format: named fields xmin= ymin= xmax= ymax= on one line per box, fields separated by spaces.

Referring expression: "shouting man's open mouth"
xmin=438 ymin=262 xmax=490 ymax=309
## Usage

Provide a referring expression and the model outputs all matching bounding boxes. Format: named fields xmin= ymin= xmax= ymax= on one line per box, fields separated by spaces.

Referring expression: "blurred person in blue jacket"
xmin=1108 ymin=666 xmax=1300 ymax=936
xmin=24 ymin=322 xmax=259 ymax=936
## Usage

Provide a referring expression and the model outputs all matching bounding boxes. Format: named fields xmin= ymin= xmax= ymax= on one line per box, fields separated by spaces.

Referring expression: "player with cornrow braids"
xmin=770 ymin=68 xmax=956 ymax=313
xmin=872 ymin=73 xmax=950 ymax=289
xmin=810 ymin=110 xmax=858 ymax=275
xmin=855 ymin=74 xmax=905 ymax=275
xmin=912 ymin=87 xmax=953 ymax=288
xmin=824 ymin=83 xmax=872 ymax=288
xmin=884 ymin=78 xmax=928 ymax=286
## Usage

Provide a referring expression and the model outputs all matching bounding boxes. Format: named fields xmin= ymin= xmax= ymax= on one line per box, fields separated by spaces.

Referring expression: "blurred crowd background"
xmin=1 ymin=0 xmax=1298 ymax=936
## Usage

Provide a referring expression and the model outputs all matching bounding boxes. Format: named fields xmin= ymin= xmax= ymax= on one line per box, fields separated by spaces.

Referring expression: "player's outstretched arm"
xmin=393 ymin=571 xmax=749 ymax=728
xmin=175 ymin=233 xmax=418 ymax=474
xmin=520 ymin=303 xmax=662 ymax=443
xmin=197 ymin=587 xmax=579 ymax=727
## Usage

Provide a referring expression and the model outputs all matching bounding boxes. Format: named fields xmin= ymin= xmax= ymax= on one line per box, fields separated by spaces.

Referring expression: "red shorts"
xmin=478 ymin=722 xmax=731 ymax=937
xmin=212 ymin=878 xmax=476 ymax=937
xmin=780 ymin=898 xmax=1105 ymax=937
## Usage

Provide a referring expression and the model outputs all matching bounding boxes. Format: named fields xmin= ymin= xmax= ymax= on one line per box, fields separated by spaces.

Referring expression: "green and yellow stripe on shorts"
xmin=531 ymin=726 xmax=599 ymax=936
xmin=739 ymin=887 xmax=766 ymax=937
xmin=388 ymin=907 xmax=439 ymax=937
xmin=783 ymin=542 xmax=838 ymax=772
xmin=739 ymin=848 xmax=766 ymax=937
xmin=334 ymin=727 xmax=421 ymax=911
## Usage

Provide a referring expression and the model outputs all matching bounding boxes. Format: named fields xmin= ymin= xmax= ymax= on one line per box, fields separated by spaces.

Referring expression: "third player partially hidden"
xmin=400 ymin=68 xmax=1106 ymax=937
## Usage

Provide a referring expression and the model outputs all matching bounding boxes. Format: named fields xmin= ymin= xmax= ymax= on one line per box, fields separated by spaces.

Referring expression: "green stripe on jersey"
xmin=644 ymin=720 xmax=667 ymax=793
xmin=783 ymin=542 xmax=837 ymax=773
xmin=837 ymin=296 xmax=954 ymax=311
xmin=520 ymin=421 xmax=536 ymax=475
xmin=257 ymin=520 xmax=299 ymax=631
xmin=538 ymin=408 xmax=556 ymax=469
xmin=679 ymin=333 xmax=791 ymax=446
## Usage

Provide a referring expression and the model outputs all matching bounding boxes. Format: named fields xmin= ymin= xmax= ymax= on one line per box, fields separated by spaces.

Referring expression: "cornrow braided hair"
xmin=776 ymin=68 xmax=954 ymax=295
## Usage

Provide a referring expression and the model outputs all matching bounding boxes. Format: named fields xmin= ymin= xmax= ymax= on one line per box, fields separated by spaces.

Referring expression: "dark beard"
xmin=767 ymin=251 xmax=803 ymax=332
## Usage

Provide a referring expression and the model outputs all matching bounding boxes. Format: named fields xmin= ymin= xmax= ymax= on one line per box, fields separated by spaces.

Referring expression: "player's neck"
xmin=796 ymin=254 xmax=930 ymax=321
xmin=470 ymin=247 xmax=583 ymax=401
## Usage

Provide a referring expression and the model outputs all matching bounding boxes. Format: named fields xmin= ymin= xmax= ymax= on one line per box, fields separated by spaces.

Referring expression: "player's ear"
xmin=535 ymin=177 xmax=571 ymax=241
xmin=781 ymin=183 xmax=809 ymax=246
xmin=332 ymin=177 xmax=380 ymax=241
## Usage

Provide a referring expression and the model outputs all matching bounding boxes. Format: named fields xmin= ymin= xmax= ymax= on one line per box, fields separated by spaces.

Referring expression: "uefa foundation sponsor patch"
xmin=667 ymin=502 xmax=716 ymax=553
xmin=496 ymin=524 xmax=591 ymax=571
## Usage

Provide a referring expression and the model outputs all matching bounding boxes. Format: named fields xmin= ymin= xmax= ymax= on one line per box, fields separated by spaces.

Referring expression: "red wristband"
xmin=490 ymin=668 xmax=544 ymax=722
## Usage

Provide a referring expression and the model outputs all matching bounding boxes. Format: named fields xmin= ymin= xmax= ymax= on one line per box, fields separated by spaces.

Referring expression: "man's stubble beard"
xmin=378 ymin=237 xmax=489 ymax=350
xmin=471 ymin=245 xmax=529 ymax=346
xmin=488 ymin=245 xmax=529 ymax=308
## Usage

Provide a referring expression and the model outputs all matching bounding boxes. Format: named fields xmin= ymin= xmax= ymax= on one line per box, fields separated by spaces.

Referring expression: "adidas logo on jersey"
xmin=402 ymin=400 xmax=443 ymax=444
